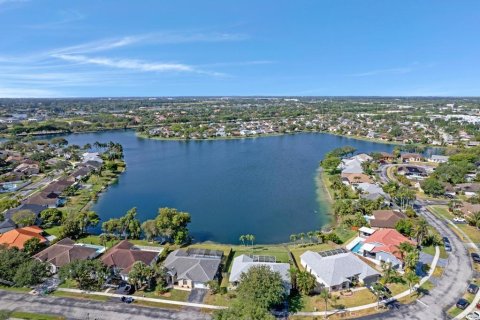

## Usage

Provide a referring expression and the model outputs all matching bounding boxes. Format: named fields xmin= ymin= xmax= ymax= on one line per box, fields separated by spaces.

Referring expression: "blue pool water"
xmin=351 ymin=241 xmax=364 ymax=253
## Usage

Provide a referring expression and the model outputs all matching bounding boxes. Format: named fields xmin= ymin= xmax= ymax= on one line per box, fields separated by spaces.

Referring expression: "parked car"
xmin=453 ymin=217 xmax=466 ymax=223
xmin=472 ymin=253 xmax=480 ymax=264
xmin=444 ymin=244 xmax=452 ymax=252
xmin=456 ymin=298 xmax=470 ymax=310
xmin=115 ymin=283 xmax=135 ymax=295
xmin=121 ymin=296 xmax=134 ymax=304
xmin=466 ymin=311 xmax=480 ymax=320
xmin=468 ymin=283 xmax=479 ymax=294
xmin=442 ymin=236 xmax=450 ymax=243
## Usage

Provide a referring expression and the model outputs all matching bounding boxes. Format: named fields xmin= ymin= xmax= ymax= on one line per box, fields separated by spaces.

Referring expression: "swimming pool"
xmin=351 ymin=241 xmax=364 ymax=254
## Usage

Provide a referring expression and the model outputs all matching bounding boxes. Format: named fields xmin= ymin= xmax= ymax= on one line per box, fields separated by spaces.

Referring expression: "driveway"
xmin=0 ymin=290 xmax=211 ymax=320
xmin=358 ymin=204 xmax=473 ymax=320
xmin=187 ymin=289 xmax=208 ymax=304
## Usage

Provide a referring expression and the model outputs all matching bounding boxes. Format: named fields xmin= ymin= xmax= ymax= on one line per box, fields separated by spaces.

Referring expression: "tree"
xmin=319 ymin=288 xmax=332 ymax=318
xmin=50 ymin=137 xmax=68 ymax=147
xmin=155 ymin=207 xmax=191 ymax=244
xmin=141 ymin=220 xmax=159 ymax=242
xmin=11 ymin=210 xmax=36 ymax=226
xmin=23 ymin=237 xmax=43 ymax=255
xmin=0 ymin=199 xmax=19 ymax=212
xmin=467 ymin=211 xmax=480 ymax=228
xmin=320 ymin=156 xmax=341 ymax=174
xmin=404 ymin=271 xmax=419 ymax=294
xmin=239 ymin=234 xmax=247 ymax=247
xmin=289 ymin=234 xmax=297 ymax=245
xmin=295 ymin=270 xmax=317 ymax=295
xmin=13 ymin=259 xmax=48 ymax=287
xmin=59 ymin=259 xmax=108 ymax=291
xmin=395 ymin=219 xmax=414 ymax=237
xmin=421 ymin=178 xmax=445 ymax=197
xmin=76 ymin=211 xmax=100 ymax=234
xmin=394 ymin=241 xmax=415 ymax=262
xmin=379 ymin=262 xmax=397 ymax=286
xmin=40 ymin=208 xmax=63 ymax=227
xmin=59 ymin=214 xmax=83 ymax=239
xmin=128 ymin=261 xmax=155 ymax=290
xmin=404 ymin=249 xmax=420 ymax=273
xmin=414 ymin=217 xmax=429 ymax=245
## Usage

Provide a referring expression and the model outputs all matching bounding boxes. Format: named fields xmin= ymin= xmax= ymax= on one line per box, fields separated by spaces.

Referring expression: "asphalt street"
xmin=0 ymin=290 xmax=212 ymax=320
xmin=359 ymin=202 xmax=473 ymax=320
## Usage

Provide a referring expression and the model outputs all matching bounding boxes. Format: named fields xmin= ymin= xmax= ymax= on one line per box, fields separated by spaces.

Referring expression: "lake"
xmin=57 ymin=130 xmax=395 ymax=244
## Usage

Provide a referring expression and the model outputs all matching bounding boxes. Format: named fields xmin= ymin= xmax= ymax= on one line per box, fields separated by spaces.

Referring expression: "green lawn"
xmin=422 ymin=244 xmax=448 ymax=259
xmin=134 ymin=288 xmax=189 ymax=302
xmin=0 ymin=285 xmax=32 ymax=293
xmin=50 ymin=290 xmax=111 ymax=302
xmin=288 ymin=243 xmax=337 ymax=270
xmin=300 ymin=289 xmax=378 ymax=312
xmin=0 ymin=311 xmax=65 ymax=320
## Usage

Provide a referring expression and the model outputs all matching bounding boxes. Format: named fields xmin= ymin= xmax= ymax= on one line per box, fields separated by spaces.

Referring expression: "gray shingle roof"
xmin=164 ymin=249 xmax=222 ymax=283
xmin=229 ymin=254 xmax=291 ymax=287
xmin=300 ymin=251 xmax=379 ymax=287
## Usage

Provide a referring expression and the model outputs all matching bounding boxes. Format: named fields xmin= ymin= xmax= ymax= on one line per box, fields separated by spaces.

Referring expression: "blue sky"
xmin=1 ymin=0 xmax=479 ymax=97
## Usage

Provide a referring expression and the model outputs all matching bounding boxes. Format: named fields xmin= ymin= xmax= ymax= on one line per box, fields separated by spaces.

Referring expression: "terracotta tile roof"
xmin=0 ymin=226 xmax=46 ymax=250
xmin=364 ymin=229 xmax=416 ymax=260
xmin=101 ymin=240 xmax=159 ymax=275
xmin=370 ymin=210 xmax=407 ymax=229
xmin=341 ymin=173 xmax=373 ymax=184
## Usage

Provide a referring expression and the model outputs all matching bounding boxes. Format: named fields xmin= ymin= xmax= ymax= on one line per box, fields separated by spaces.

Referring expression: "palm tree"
xmin=239 ymin=235 xmax=246 ymax=247
xmin=414 ymin=217 xmax=429 ymax=245
xmin=404 ymin=249 xmax=419 ymax=272
xmin=380 ymin=262 xmax=397 ymax=286
xmin=467 ymin=211 xmax=480 ymax=228
xmin=299 ymin=232 xmax=305 ymax=244
xmin=394 ymin=242 xmax=415 ymax=261
xmin=307 ymin=231 xmax=315 ymax=243
xmin=315 ymin=230 xmax=324 ymax=243
xmin=405 ymin=271 xmax=420 ymax=294
xmin=319 ymin=288 xmax=331 ymax=318
xmin=290 ymin=234 xmax=298 ymax=245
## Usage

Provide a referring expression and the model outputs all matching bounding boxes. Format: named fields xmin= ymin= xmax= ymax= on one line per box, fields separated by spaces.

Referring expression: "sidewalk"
xmin=56 ymin=287 xmax=226 ymax=310
xmin=295 ymin=246 xmax=440 ymax=317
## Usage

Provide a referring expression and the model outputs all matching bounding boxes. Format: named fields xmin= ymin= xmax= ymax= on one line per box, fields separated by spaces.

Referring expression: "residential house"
xmin=341 ymin=173 xmax=373 ymax=186
xmin=82 ymin=152 xmax=103 ymax=164
xmin=455 ymin=183 xmax=480 ymax=197
xmin=101 ymin=240 xmax=162 ymax=281
xmin=428 ymin=155 xmax=449 ymax=164
xmin=164 ymin=248 xmax=223 ymax=290
xmin=458 ymin=203 xmax=480 ymax=218
xmin=4 ymin=203 xmax=47 ymax=227
xmin=0 ymin=226 xmax=47 ymax=249
xmin=378 ymin=152 xmax=395 ymax=163
xmin=0 ymin=218 xmax=16 ymax=234
xmin=369 ymin=210 xmax=407 ymax=229
xmin=355 ymin=229 xmax=416 ymax=269
xmin=229 ymin=254 xmax=291 ymax=292
xmin=34 ymin=238 xmax=104 ymax=273
xmin=356 ymin=183 xmax=386 ymax=199
xmin=400 ymin=153 xmax=424 ymax=163
xmin=300 ymin=249 xmax=380 ymax=292
xmin=13 ymin=160 xmax=40 ymax=176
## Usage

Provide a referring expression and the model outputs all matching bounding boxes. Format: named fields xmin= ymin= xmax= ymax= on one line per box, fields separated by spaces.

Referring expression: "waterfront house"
xmin=300 ymin=249 xmax=380 ymax=292
xmin=356 ymin=229 xmax=416 ymax=269
xmin=229 ymin=254 xmax=291 ymax=292
xmin=369 ymin=210 xmax=407 ymax=229
xmin=378 ymin=152 xmax=395 ymax=163
xmin=164 ymin=248 xmax=223 ymax=290
xmin=82 ymin=152 xmax=103 ymax=164
xmin=341 ymin=173 xmax=373 ymax=186
xmin=0 ymin=226 xmax=47 ymax=250
xmin=428 ymin=155 xmax=449 ymax=164
xmin=34 ymin=238 xmax=105 ymax=273
xmin=101 ymin=240 xmax=162 ymax=281
xmin=400 ymin=153 xmax=424 ymax=163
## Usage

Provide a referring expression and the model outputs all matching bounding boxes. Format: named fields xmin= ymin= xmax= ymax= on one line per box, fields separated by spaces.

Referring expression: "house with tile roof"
xmin=0 ymin=226 xmax=47 ymax=250
xmin=357 ymin=229 xmax=416 ymax=269
xmin=101 ymin=240 xmax=162 ymax=281
xmin=369 ymin=210 xmax=407 ymax=229
xmin=164 ymin=248 xmax=223 ymax=290
xmin=34 ymin=238 xmax=105 ymax=273
xmin=229 ymin=254 xmax=291 ymax=291
xmin=300 ymin=249 xmax=380 ymax=292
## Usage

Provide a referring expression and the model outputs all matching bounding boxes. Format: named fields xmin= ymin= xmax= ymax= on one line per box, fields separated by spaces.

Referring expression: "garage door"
xmin=193 ymin=282 xmax=207 ymax=289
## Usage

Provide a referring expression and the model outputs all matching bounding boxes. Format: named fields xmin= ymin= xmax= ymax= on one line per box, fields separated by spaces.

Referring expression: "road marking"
xmin=417 ymin=299 xmax=428 ymax=307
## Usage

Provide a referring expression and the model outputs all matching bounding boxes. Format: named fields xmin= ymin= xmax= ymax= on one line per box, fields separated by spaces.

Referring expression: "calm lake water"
xmin=58 ymin=130 xmax=395 ymax=244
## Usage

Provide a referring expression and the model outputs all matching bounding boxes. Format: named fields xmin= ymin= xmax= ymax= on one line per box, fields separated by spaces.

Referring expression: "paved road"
xmin=359 ymin=202 xmax=473 ymax=320
xmin=0 ymin=290 xmax=211 ymax=320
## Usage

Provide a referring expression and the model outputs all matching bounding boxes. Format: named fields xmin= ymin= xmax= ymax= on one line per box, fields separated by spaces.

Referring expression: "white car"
xmin=466 ymin=311 xmax=480 ymax=320
xmin=453 ymin=216 xmax=466 ymax=223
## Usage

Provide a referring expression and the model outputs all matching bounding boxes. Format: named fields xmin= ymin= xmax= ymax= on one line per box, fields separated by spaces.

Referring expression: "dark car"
xmin=457 ymin=298 xmax=470 ymax=310
xmin=443 ymin=237 xmax=450 ymax=243
xmin=444 ymin=243 xmax=452 ymax=252
xmin=115 ymin=284 xmax=135 ymax=295
xmin=468 ymin=283 xmax=479 ymax=294
xmin=121 ymin=296 xmax=134 ymax=304
xmin=472 ymin=253 xmax=480 ymax=264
